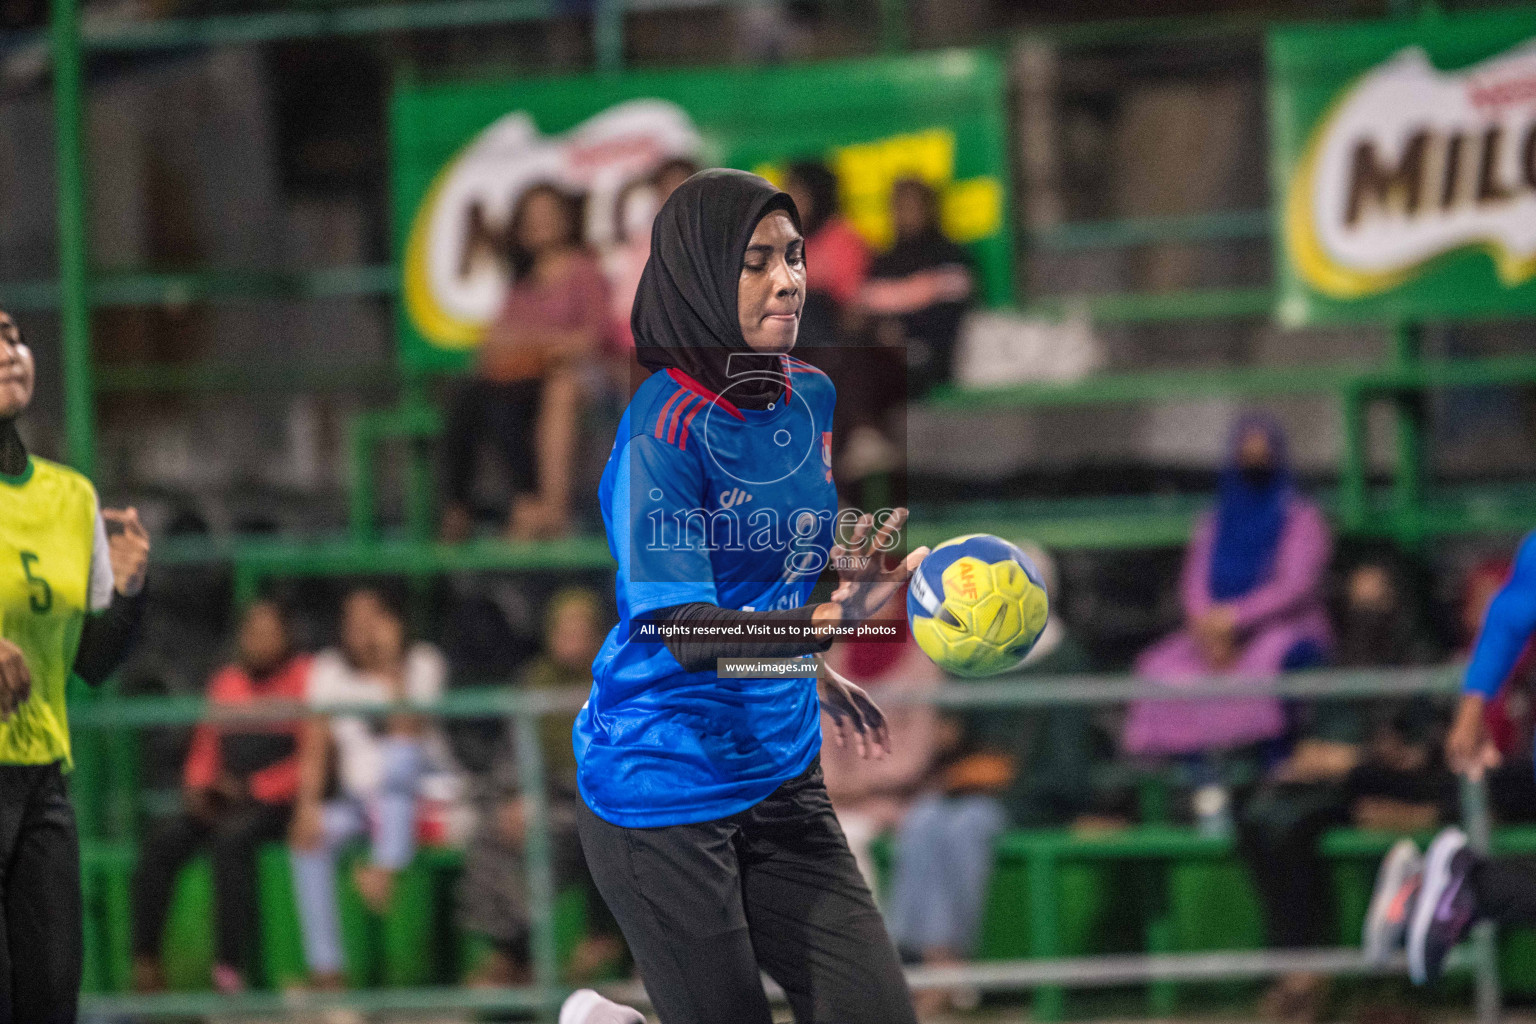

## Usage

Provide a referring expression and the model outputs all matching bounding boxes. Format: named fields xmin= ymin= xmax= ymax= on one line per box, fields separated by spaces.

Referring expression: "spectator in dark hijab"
xmin=857 ymin=178 xmax=973 ymax=401
xmin=1124 ymin=413 xmax=1333 ymax=757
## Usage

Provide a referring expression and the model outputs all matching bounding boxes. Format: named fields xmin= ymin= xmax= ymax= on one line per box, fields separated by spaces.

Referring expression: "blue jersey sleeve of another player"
xmin=1465 ymin=532 xmax=1536 ymax=698
xmin=609 ymin=432 xmax=718 ymax=620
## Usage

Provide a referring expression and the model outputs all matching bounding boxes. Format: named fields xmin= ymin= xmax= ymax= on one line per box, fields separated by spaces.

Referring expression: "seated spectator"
xmin=1124 ymin=414 xmax=1333 ymax=756
xmin=820 ymin=631 xmax=942 ymax=890
xmin=604 ymin=157 xmax=699 ymax=355
xmin=440 ymin=182 xmax=611 ymax=542
xmin=289 ymin=587 xmax=458 ymax=990
xmin=1239 ymin=554 xmax=1451 ymax=1021
xmin=783 ymin=161 xmax=896 ymax=498
xmin=885 ymin=546 xmax=1098 ymax=1017
xmin=130 ymin=599 xmax=311 ymax=994
xmin=856 ymin=177 xmax=973 ymax=401
xmin=457 ymin=589 xmax=623 ymax=985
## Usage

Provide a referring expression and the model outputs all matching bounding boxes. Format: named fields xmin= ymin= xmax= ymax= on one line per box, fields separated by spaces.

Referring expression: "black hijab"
xmin=632 ymin=168 xmax=801 ymax=411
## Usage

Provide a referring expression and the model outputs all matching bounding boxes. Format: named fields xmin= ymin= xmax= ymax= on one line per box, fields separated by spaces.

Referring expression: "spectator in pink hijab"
xmin=1124 ymin=414 xmax=1333 ymax=756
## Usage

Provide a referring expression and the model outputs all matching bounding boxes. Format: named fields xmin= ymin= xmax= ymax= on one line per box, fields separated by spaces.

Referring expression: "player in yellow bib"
xmin=0 ymin=310 xmax=149 ymax=1023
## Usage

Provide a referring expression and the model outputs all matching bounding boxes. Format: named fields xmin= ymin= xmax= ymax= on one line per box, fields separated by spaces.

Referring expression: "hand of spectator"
xmin=289 ymin=800 xmax=324 ymax=852
xmin=818 ymin=660 xmax=890 ymax=760
xmin=1192 ymin=605 xmax=1237 ymax=645
xmin=186 ymin=787 xmax=218 ymax=822
xmin=1273 ymin=739 xmax=1359 ymax=784
xmin=942 ymin=751 xmax=1015 ymax=794
xmin=1446 ymin=693 xmax=1501 ymax=781
xmin=102 ymin=507 xmax=150 ymax=597
xmin=0 ymin=637 xmax=31 ymax=720
xmin=1192 ymin=605 xmax=1239 ymax=670
xmin=1352 ymin=796 xmax=1441 ymax=833
xmin=495 ymin=795 xmax=528 ymax=846
xmin=352 ymin=862 xmax=395 ymax=915
xmin=213 ymin=772 xmax=245 ymax=804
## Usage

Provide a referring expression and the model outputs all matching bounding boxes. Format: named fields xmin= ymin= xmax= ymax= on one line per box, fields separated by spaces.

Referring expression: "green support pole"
xmin=50 ymin=0 xmax=95 ymax=477
xmin=350 ymin=414 xmax=379 ymax=542
xmin=1462 ymin=776 xmax=1502 ymax=1024
xmin=593 ymin=0 xmax=622 ymax=73
xmin=1340 ymin=387 xmax=1367 ymax=533
xmin=514 ymin=712 xmax=560 ymax=1021
xmin=1391 ymin=322 xmax=1424 ymax=547
xmin=1027 ymin=851 xmax=1064 ymax=1021
xmin=879 ymin=0 xmax=908 ymax=53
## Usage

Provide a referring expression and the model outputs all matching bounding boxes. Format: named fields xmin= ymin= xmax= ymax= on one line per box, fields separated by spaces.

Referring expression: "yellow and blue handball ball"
xmin=907 ymin=534 xmax=1050 ymax=678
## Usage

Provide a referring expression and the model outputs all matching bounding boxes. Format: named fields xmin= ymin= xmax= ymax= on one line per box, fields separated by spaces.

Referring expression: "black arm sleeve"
xmin=72 ymin=586 xmax=147 ymax=687
xmin=650 ymin=602 xmax=833 ymax=674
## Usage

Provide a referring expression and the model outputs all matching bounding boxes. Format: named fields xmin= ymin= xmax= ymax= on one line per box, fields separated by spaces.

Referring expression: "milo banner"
xmin=1269 ymin=8 xmax=1536 ymax=325
xmin=391 ymin=50 xmax=1011 ymax=371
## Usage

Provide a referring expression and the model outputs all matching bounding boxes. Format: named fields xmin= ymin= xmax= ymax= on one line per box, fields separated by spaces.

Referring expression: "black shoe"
xmin=1407 ymin=828 xmax=1475 ymax=985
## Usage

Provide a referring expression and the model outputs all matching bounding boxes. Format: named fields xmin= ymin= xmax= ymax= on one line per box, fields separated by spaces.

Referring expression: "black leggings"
xmin=0 ymin=763 xmax=82 ymax=1024
xmin=1236 ymin=781 xmax=1349 ymax=948
xmin=1472 ymin=856 xmax=1536 ymax=926
xmin=131 ymin=800 xmax=291 ymax=974
xmin=441 ymin=378 xmax=543 ymax=508
xmin=577 ymin=759 xmax=916 ymax=1024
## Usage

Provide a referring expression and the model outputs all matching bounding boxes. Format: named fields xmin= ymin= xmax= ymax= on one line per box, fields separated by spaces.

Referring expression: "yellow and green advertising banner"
xmin=1269 ymin=7 xmax=1536 ymax=325
xmin=391 ymin=50 xmax=1011 ymax=371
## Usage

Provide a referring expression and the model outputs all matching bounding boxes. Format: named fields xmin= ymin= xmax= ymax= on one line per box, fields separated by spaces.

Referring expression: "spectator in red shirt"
xmin=130 ymin=599 xmax=311 ymax=993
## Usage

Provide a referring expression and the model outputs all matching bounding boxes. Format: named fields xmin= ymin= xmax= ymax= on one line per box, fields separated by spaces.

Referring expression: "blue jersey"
xmin=1465 ymin=531 xmax=1536 ymax=700
xmin=575 ymin=358 xmax=839 ymax=827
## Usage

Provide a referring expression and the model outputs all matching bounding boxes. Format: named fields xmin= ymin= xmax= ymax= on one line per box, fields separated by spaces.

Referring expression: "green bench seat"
xmin=82 ymin=839 xmax=597 ymax=995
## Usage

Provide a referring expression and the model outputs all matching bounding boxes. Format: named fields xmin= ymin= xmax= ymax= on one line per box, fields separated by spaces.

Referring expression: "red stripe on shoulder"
xmin=667 ymin=393 xmax=699 ymax=445
xmin=678 ymin=397 xmax=706 ymax=450
xmin=653 ymin=389 xmax=684 ymax=440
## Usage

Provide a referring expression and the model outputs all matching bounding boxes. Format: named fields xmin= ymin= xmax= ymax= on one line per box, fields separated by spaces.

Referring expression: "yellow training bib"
xmin=0 ymin=456 xmax=97 ymax=766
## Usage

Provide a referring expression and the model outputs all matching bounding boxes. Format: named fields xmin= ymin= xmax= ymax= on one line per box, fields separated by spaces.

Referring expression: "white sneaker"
xmin=1364 ymin=838 xmax=1422 ymax=963
xmin=560 ymin=988 xmax=646 ymax=1024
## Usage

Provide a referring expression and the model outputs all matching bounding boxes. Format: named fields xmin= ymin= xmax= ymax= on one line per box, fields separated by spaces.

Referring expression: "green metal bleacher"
xmin=57 ymin=670 xmax=1510 ymax=1020
xmin=13 ymin=0 xmax=1533 ymax=1016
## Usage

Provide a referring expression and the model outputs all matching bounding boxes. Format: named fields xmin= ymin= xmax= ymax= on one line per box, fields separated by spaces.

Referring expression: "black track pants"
xmin=577 ymin=759 xmax=917 ymax=1024
xmin=0 ymin=763 xmax=81 ymax=1024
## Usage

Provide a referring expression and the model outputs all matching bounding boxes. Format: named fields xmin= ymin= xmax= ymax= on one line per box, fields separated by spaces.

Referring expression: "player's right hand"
xmin=0 ymin=637 xmax=31 ymax=721
xmin=1446 ymin=693 xmax=1501 ymax=781
xmin=828 ymin=509 xmax=929 ymax=626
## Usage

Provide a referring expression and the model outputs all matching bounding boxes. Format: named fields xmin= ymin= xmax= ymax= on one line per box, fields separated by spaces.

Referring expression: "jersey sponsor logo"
xmin=719 ymin=487 xmax=754 ymax=509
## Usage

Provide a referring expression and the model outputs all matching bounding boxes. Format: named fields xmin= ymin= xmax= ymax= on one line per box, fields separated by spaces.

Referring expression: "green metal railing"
xmin=66 ymin=666 xmax=1499 ymax=1021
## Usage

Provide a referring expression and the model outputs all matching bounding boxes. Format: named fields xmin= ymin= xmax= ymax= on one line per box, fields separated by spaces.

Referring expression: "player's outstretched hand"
xmin=102 ymin=507 xmax=150 ymax=597
xmin=817 ymin=660 xmax=890 ymax=760
xmin=828 ymin=509 xmax=929 ymax=625
xmin=0 ymin=637 xmax=31 ymax=721
xmin=1447 ymin=693 xmax=1501 ymax=781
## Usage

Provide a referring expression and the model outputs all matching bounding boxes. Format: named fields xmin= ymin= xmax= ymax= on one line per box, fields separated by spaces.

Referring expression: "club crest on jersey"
xmin=719 ymin=487 xmax=754 ymax=509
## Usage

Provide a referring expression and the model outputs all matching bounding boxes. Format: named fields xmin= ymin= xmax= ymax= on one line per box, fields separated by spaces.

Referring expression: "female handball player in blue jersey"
xmin=1364 ymin=532 xmax=1536 ymax=985
xmin=558 ymin=170 xmax=927 ymax=1024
